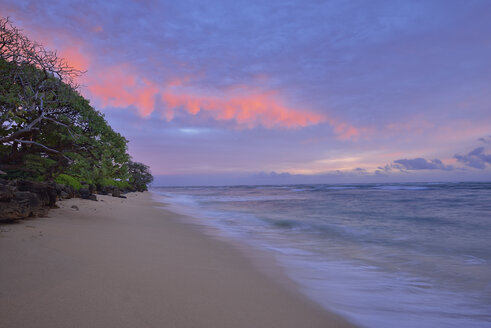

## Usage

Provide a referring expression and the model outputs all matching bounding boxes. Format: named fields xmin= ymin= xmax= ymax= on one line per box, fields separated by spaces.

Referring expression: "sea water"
xmin=152 ymin=183 xmax=491 ymax=327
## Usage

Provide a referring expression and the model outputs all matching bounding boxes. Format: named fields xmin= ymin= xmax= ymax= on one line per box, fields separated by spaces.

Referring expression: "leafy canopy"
xmin=0 ymin=17 xmax=153 ymax=191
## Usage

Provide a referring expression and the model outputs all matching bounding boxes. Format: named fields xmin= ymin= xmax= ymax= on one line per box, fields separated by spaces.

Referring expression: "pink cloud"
xmin=1 ymin=15 xmax=359 ymax=138
xmin=329 ymin=120 xmax=360 ymax=140
xmin=83 ymin=63 xmax=360 ymax=136
xmin=58 ymin=44 xmax=91 ymax=71
xmin=87 ymin=64 xmax=159 ymax=117
xmin=160 ymin=90 xmax=326 ymax=129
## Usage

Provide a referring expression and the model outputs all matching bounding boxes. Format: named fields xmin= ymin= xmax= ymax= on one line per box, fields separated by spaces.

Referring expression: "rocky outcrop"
xmin=16 ymin=179 xmax=57 ymax=207
xmin=0 ymin=183 xmax=14 ymax=201
xmin=56 ymin=184 xmax=75 ymax=199
xmin=79 ymin=188 xmax=97 ymax=201
xmin=0 ymin=178 xmax=132 ymax=222
xmin=95 ymin=185 xmax=127 ymax=199
xmin=0 ymin=179 xmax=62 ymax=221
xmin=0 ymin=180 xmax=49 ymax=221
xmin=97 ymin=185 xmax=109 ymax=195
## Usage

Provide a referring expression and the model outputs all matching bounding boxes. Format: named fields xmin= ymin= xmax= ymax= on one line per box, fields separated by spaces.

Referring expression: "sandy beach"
xmin=0 ymin=192 xmax=355 ymax=328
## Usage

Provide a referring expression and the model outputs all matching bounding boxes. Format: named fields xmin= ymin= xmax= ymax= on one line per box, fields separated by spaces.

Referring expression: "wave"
xmin=373 ymin=185 xmax=430 ymax=190
xmin=151 ymin=183 xmax=491 ymax=328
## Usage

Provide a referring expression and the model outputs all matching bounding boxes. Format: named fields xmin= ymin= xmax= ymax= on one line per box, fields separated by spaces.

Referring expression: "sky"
xmin=1 ymin=0 xmax=491 ymax=185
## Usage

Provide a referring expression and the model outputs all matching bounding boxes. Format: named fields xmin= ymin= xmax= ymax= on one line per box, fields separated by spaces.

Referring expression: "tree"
xmin=0 ymin=17 xmax=83 ymax=176
xmin=127 ymin=160 xmax=153 ymax=191
xmin=0 ymin=17 xmax=153 ymax=192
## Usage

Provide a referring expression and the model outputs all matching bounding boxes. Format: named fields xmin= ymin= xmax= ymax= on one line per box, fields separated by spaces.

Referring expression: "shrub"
xmin=55 ymin=174 xmax=82 ymax=190
xmin=101 ymin=177 xmax=130 ymax=189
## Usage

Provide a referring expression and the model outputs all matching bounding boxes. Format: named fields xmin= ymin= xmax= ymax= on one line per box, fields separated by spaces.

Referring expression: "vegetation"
xmin=54 ymin=174 xmax=82 ymax=191
xmin=127 ymin=161 xmax=153 ymax=192
xmin=0 ymin=17 xmax=153 ymax=192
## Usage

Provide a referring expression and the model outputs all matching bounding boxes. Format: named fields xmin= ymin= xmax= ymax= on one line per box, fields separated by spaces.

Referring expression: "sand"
xmin=0 ymin=192 xmax=356 ymax=328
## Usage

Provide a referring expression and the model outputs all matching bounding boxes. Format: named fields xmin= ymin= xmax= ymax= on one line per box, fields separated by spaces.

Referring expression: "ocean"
xmin=152 ymin=182 xmax=491 ymax=328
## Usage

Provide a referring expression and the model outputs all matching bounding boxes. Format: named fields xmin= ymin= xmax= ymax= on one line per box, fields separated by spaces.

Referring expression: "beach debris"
xmin=71 ymin=205 xmax=79 ymax=211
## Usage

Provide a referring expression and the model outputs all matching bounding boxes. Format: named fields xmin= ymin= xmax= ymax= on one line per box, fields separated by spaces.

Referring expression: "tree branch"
xmin=14 ymin=139 xmax=71 ymax=162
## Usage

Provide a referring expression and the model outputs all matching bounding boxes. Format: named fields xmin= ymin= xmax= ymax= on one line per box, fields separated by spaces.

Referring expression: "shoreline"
xmin=0 ymin=192 xmax=356 ymax=328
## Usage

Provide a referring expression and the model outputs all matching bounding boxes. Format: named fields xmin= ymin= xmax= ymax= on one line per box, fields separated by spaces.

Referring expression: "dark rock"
xmin=71 ymin=205 xmax=79 ymax=211
xmin=46 ymin=183 xmax=58 ymax=206
xmin=0 ymin=200 xmax=30 ymax=220
xmin=55 ymin=184 xmax=74 ymax=199
xmin=65 ymin=185 xmax=75 ymax=198
xmin=79 ymin=188 xmax=91 ymax=199
xmin=0 ymin=191 xmax=45 ymax=220
xmin=79 ymin=188 xmax=97 ymax=201
xmin=17 ymin=180 xmax=57 ymax=207
xmin=55 ymin=184 xmax=64 ymax=196
xmin=97 ymin=186 xmax=109 ymax=195
xmin=88 ymin=184 xmax=96 ymax=194
xmin=0 ymin=184 xmax=14 ymax=202
xmin=112 ymin=188 xmax=121 ymax=198
xmin=119 ymin=195 xmax=127 ymax=199
xmin=14 ymin=191 xmax=41 ymax=211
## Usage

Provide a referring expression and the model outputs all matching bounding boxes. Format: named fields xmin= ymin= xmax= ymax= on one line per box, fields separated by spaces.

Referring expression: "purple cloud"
xmin=454 ymin=147 xmax=491 ymax=169
xmin=478 ymin=136 xmax=491 ymax=144
xmin=393 ymin=158 xmax=453 ymax=171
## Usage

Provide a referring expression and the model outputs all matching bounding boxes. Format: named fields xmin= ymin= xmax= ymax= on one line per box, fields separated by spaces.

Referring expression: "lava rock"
xmin=112 ymin=188 xmax=121 ymax=198
xmin=0 ymin=191 xmax=45 ymax=220
xmin=0 ymin=184 xmax=14 ymax=202
xmin=16 ymin=180 xmax=57 ymax=207
xmin=79 ymin=188 xmax=91 ymax=199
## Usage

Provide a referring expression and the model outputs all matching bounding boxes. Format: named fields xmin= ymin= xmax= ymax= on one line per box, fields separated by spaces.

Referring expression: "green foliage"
xmin=101 ymin=177 xmax=130 ymax=189
xmin=0 ymin=17 xmax=153 ymax=192
xmin=55 ymin=174 xmax=82 ymax=190
xmin=127 ymin=161 xmax=153 ymax=191
xmin=2 ymin=154 xmax=56 ymax=181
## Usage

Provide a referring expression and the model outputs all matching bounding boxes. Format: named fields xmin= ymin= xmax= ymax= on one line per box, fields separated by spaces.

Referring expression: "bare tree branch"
xmin=14 ymin=139 xmax=72 ymax=162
